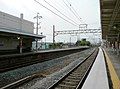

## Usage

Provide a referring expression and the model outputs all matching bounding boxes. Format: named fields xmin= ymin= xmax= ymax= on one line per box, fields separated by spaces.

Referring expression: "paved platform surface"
xmin=82 ymin=47 xmax=109 ymax=89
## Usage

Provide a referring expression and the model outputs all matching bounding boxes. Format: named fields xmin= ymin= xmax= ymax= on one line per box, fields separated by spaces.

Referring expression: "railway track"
xmin=48 ymin=48 xmax=99 ymax=89
xmin=0 ymin=48 xmax=98 ymax=89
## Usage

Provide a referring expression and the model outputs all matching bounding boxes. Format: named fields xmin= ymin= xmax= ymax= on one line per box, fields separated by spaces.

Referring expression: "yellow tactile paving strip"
xmin=103 ymin=49 xmax=120 ymax=89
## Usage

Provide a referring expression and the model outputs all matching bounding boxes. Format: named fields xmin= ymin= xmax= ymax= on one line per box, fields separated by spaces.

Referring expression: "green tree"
xmin=49 ymin=42 xmax=64 ymax=49
xmin=75 ymin=39 xmax=91 ymax=46
xmin=86 ymin=41 xmax=91 ymax=46
xmin=80 ymin=40 xmax=86 ymax=46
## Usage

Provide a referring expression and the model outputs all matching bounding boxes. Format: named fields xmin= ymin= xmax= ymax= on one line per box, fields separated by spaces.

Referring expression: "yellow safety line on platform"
xmin=103 ymin=49 xmax=120 ymax=89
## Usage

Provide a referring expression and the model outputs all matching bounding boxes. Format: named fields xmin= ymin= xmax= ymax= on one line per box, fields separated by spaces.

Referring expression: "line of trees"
xmin=49 ymin=39 xmax=91 ymax=49
xmin=75 ymin=39 xmax=91 ymax=46
xmin=49 ymin=42 xmax=63 ymax=49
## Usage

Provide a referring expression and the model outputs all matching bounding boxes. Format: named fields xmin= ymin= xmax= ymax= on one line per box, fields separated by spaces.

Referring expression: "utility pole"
xmin=34 ymin=13 xmax=42 ymax=51
xmin=53 ymin=25 xmax=55 ymax=49
xmin=70 ymin=36 xmax=71 ymax=47
xmin=53 ymin=25 xmax=55 ymax=43
xmin=20 ymin=13 xmax=23 ymax=53
xmin=45 ymin=36 xmax=46 ymax=49
xmin=79 ymin=24 xmax=80 ymax=30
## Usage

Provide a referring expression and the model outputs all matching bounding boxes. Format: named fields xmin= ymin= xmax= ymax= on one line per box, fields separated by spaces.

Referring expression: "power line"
xmin=66 ymin=0 xmax=82 ymax=22
xmin=62 ymin=0 xmax=81 ymax=23
xmin=43 ymin=0 xmax=79 ymax=25
xmin=34 ymin=0 xmax=78 ymax=27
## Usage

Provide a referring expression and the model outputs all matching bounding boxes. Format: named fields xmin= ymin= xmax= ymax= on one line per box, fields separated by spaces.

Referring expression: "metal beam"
xmin=55 ymin=29 xmax=101 ymax=36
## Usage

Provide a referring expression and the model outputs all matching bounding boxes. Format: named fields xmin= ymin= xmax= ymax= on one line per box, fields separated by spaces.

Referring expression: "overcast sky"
xmin=0 ymin=0 xmax=101 ymax=43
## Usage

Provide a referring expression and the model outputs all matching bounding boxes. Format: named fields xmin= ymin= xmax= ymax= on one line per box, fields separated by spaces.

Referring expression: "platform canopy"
xmin=100 ymin=0 xmax=120 ymax=40
xmin=0 ymin=28 xmax=45 ymax=40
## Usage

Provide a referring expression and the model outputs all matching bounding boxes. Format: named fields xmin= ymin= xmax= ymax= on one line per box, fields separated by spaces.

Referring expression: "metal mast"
xmin=34 ymin=13 xmax=42 ymax=51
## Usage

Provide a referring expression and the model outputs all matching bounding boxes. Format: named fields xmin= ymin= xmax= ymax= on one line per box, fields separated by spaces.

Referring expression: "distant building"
xmin=0 ymin=11 xmax=45 ymax=54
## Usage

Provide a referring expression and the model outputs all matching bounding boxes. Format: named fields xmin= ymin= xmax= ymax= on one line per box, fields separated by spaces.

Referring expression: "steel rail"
xmin=48 ymin=48 xmax=99 ymax=89
xmin=1 ymin=48 xmax=98 ymax=89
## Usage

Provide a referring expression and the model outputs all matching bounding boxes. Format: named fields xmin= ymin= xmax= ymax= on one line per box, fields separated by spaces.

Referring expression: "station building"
xmin=0 ymin=11 xmax=45 ymax=54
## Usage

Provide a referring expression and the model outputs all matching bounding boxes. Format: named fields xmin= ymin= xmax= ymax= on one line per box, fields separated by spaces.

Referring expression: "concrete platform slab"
xmin=82 ymin=47 xmax=109 ymax=89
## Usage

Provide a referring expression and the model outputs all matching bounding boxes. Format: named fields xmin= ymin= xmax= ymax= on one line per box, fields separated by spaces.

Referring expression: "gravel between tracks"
xmin=0 ymin=48 xmax=94 ymax=88
xmin=28 ymin=48 xmax=95 ymax=89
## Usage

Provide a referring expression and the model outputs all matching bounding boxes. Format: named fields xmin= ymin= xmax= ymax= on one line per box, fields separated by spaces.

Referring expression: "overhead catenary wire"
xmin=34 ymin=0 xmax=78 ymax=27
xmin=62 ymin=0 xmax=82 ymax=23
xmin=65 ymin=0 xmax=82 ymax=21
xmin=43 ymin=0 xmax=79 ymax=25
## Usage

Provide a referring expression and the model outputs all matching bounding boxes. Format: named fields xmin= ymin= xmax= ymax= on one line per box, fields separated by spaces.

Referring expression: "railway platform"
xmin=82 ymin=47 xmax=120 ymax=89
xmin=0 ymin=46 xmax=89 ymax=72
